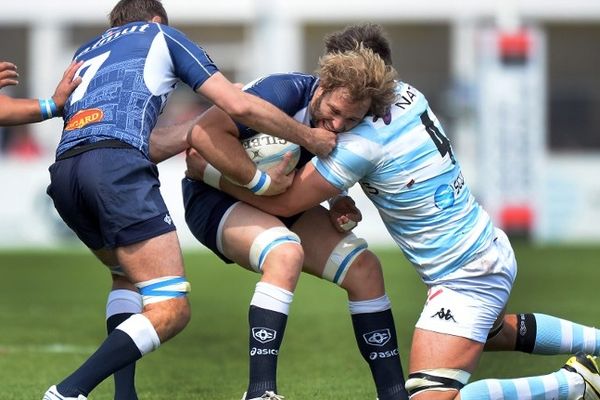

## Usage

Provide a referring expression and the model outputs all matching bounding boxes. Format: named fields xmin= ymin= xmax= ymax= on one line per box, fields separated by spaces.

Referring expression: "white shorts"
xmin=415 ymin=228 xmax=518 ymax=343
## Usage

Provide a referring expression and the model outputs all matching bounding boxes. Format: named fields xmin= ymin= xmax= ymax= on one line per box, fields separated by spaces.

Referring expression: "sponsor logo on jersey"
xmin=434 ymin=172 xmax=464 ymax=209
xmin=65 ymin=108 xmax=104 ymax=131
xmin=363 ymin=329 xmax=391 ymax=347
xmin=369 ymin=349 xmax=399 ymax=360
xmin=79 ymin=23 xmax=152 ymax=57
xmin=251 ymin=327 xmax=277 ymax=343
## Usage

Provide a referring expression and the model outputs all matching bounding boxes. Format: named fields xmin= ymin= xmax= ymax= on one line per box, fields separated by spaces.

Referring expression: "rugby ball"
xmin=240 ymin=132 xmax=301 ymax=174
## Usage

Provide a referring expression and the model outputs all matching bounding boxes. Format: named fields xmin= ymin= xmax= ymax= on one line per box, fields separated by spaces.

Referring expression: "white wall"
xmin=1 ymin=0 xmax=600 ymax=246
xmin=0 ymin=156 xmax=395 ymax=249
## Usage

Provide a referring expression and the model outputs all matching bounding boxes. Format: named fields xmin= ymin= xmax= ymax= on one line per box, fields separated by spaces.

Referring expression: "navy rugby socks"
xmin=107 ymin=313 xmax=139 ymax=400
xmin=246 ymin=305 xmax=288 ymax=398
xmin=351 ymin=309 xmax=408 ymax=400
xmin=56 ymin=330 xmax=143 ymax=397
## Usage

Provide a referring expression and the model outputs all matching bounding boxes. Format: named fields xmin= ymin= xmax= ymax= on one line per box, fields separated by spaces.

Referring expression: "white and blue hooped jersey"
xmin=314 ymin=82 xmax=495 ymax=283
xmin=56 ymin=21 xmax=218 ymax=159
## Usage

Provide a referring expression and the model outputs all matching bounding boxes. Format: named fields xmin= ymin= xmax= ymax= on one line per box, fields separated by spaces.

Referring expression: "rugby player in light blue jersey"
xmin=42 ymin=1 xmax=338 ymax=399
xmin=183 ymin=46 xmax=406 ymax=400
xmin=190 ymin=23 xmax=600 ymax=400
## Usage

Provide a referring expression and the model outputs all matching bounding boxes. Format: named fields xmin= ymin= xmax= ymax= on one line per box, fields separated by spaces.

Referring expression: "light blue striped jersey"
xmin=57 ymin=21 xmax=218 ymax=159
xmin=314 ymin=82 xmax=495 ymax=283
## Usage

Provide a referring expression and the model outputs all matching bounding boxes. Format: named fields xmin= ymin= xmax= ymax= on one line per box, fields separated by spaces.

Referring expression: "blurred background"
xmin=1 ymin=0 xmax=599 ymax=249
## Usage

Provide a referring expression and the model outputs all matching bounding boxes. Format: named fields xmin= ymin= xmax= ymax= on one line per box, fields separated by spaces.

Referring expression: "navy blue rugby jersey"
xmin=236 ymin=72 xmax=319 ymax=167
xmin=57 ymin=21 xmax=218 ymax=158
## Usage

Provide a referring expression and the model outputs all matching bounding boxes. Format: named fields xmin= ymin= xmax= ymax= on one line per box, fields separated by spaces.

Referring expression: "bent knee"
xmin=265 ymin=242 xmax=304 ymax=269
xmin=249 ymin=227 xmax=302 ymax=273
xmin=145 ymin=297 xmax=191 ymax=341
xmin=261 ymin=243 xmax=304 ymax=291
xmin=174 ymin=299 xmax=191 ymax=331
xmin=341 ymin=250 xmax=385 ymax=300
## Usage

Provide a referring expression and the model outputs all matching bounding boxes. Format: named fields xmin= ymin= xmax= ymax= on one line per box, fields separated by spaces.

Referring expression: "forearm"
xmin=217 ymin=163 xmax=339 ymax=217
xmin=187 ymin=106 xmax=258 ymax=185
xmin=149 ymin=116 xmax=200 ymax=163
xmin=0 ymin=96 xmax=44 ymax=126
xmin=219 ymin=178 xmax=293 ymax=216
xmin=234 ymin=93 xmax=313 ymax=149
xmin=188 ymin=123 xmax=256 ymax=185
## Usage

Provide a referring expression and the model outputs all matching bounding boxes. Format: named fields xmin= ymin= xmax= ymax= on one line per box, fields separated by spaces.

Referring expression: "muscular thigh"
xmin=410 ymin=328 xmax=484 ymax=373
xmin=291 ymin=205 xmax=348 ymax=277
xmin=114 ymin=230 xmax=185 ymax=283
xmin=408 ymin=328 xmax=484 ymax=400
xmin=220 ymin=202 xmax=292 ymax=269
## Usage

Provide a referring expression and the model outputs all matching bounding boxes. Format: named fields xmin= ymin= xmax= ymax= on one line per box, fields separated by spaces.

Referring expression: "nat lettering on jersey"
xmin=394 ymin=86 xmax=418 ymax=110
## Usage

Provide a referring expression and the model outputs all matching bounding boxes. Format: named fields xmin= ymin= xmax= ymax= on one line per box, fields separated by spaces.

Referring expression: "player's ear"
xmin=150 ymin=15 xmax=163 ymax=24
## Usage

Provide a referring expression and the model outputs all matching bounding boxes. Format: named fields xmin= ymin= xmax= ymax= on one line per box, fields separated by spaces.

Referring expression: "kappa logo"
xmin=431 ymin=307 xmax=456 ymax=322
xmin=252 ymin=327 xmax=277 ymax=344
xmin=363 ymin=329 xmax=391 ymax=347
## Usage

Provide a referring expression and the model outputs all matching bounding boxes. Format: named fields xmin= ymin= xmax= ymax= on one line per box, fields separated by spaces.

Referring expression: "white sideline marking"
xmin=0 ymin=343 xmax=95 ymax=354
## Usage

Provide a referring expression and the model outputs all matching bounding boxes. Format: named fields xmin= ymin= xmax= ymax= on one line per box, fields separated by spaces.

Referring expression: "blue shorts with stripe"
xmin=182 ymin=177 xmax=302 ymax=264
xmin=47 ymin=146 xmax=176 ymax=250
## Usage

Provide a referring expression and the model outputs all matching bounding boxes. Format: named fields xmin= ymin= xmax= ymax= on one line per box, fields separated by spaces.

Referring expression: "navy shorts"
xmin=47 ymin=147 xmax=176 ymax=250
xmin=182 ymin=177 xmax=302 ymax=264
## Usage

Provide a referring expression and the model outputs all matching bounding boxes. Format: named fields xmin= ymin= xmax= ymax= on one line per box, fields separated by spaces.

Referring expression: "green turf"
xmin=0 ymin=243 xmax=598 ymax=399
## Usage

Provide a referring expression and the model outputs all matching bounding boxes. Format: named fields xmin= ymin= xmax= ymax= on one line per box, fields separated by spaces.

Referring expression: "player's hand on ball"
xmin=263 ymin=151 xmax=295 ymax=196
xmin=329 ymin=195 xmax=362 ymax=232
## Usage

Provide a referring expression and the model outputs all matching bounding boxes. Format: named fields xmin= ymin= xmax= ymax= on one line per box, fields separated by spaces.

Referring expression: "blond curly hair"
xmin=317 ymin=44 xmax=397 ymax=118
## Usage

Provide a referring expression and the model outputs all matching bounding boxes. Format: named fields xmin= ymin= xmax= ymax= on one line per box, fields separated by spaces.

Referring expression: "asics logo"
xmin=252 ymin=327 xmax=277 ymax=343
xmin=431 ymin=307 xmax=456 ymax=322
xmin=363 ymin=329 xmax=391 ymax=347
xmin=250 ymin=347 xmax=278 ymax=356
xmin=369 ymin=349 xmax=399 ymax=360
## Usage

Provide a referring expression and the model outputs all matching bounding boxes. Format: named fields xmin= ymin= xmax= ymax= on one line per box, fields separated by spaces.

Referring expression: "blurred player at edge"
xmin=0 ymin=60 xmax=81 ymax=126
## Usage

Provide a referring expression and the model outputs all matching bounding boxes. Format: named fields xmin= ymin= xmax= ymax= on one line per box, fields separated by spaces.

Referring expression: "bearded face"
xmin=309 ymin=86 xmax=371 ymax=134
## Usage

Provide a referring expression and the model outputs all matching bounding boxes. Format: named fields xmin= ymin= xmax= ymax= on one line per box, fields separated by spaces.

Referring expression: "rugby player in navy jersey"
xmin=0 ymin=60 xmax=82 ymax=126
xmin=42 ymin=0 xmax=339 ymax=399
xmin=181 ymin=46 xmax=407 ymax=400
xmin=190 ymin=24 xmax=600 ymax=400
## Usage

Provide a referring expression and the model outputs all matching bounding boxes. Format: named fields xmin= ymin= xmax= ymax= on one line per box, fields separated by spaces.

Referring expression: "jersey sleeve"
xmin=159 ymin=25 xmax=219 ymax=91
xmin=313 ymin=127 xmax=379 ymax=190
xmin=235 ymin=73 xmax=314 ymax=137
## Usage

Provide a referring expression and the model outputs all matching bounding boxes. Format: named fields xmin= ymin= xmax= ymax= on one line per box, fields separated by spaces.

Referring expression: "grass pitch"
xmin=0 ymin=243 xmax=598 ymax=399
